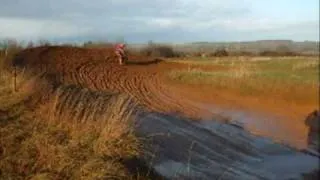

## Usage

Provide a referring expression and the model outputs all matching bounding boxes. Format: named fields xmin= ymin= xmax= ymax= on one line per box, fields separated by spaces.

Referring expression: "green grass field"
xmin=168 ymin=57 xmax=319 ymax=104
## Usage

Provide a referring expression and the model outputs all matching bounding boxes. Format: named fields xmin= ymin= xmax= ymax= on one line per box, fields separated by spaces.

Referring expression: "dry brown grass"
xmin=0 ymin=64 xmax=158 ymax=179
xmin=0 ymin=67 xmax=35 ymax=110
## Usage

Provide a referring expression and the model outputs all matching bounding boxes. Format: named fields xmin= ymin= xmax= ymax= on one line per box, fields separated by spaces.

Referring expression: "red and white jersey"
xmin=115 ymin=44 xmax=125 ymax=52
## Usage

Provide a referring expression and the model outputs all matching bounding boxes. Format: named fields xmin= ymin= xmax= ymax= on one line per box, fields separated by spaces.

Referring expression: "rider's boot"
xmin=119 ymin=57 xmax=123 ymax=65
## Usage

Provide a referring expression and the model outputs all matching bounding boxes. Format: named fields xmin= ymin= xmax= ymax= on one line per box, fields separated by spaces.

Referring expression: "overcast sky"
xmin=0 ymin=0 xmax=319 ymax=43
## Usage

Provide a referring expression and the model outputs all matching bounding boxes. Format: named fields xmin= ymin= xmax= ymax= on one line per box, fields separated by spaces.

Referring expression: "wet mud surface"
xmin=135 ymin=111 xmax=319 ymax=179
xmin=14 ymin=46 xmax=319 ymax=179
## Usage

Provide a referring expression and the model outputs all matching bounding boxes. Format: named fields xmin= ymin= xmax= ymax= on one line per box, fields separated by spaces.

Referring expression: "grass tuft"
xmin=0 ymin=63 xmax=153 ymax=179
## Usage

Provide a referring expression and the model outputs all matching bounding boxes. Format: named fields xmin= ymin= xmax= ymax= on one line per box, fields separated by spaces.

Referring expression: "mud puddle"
xmin=135 ymin=112 xmax=319 ymax=180
xmin=193 ymin=102 xmax=308 ymax=149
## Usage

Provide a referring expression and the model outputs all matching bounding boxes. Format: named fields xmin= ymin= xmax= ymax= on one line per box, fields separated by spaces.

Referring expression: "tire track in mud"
xmin=12 ymin=47 xmax=320 ymax=180
xmin=14 ymin=46 xmax=212 ymax=119
xmin=64 ymin=59 xmax=206 ymax=118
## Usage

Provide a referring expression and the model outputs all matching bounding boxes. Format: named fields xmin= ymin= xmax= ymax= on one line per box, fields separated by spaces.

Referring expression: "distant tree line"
xmin=1 ymin=38 xmax=318 ymax=59
xmin=136 ymin=41 xmax=316 ymax=58
xmin=138 ymin=41 xmax=182 ymax=58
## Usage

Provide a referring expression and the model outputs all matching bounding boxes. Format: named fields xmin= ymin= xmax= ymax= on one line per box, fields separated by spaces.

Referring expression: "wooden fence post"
xmin=13 ymin=66 xmax=17 ymax=92
xmin=4 ymin=47 xmax=8 ymax=58
xmin=61 ymin=65 xmax=64 ymax=82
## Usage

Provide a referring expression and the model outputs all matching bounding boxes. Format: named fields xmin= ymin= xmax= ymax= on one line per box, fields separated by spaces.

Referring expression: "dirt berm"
xmin=10 ymin=46 xmax=319 ymax=179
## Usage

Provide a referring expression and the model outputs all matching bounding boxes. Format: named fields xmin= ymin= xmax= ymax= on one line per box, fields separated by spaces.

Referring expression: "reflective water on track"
xmin=135 ymin=112 xmax=319 ymax=180
xmin=193 ymin=102 xmax=308 ymax=149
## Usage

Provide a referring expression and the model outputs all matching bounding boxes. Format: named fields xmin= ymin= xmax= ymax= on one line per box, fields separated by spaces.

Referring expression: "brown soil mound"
xmin=12 ymin=46 xmax=213 ymax=119
xmin=12 ymin=46 xmax=315 ymax=149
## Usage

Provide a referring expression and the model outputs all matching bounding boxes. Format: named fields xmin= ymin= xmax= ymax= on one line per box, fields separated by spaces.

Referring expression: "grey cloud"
xmin=0 ymin=0 xmax=251 ymax=20
xmin=0 ymin=0 xmax=317 ymax=42
xmin=1 ymin=0 xmax=176 ymax=19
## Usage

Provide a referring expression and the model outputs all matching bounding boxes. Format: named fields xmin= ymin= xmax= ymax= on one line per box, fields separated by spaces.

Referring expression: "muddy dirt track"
xmin=13 ymin=46 xmax=319 ymax=147
xmin=12 ymin=46 xmax=315 ymax=149
xmin=12 ymin=46 xmax=319 ymax=179
xmin=13 ymin=46 xmax=215 ymax=119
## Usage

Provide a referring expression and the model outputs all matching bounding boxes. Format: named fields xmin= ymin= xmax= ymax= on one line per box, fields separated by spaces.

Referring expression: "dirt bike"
xmin=118 ymin=51 xmax=128 ymax=65
xmin=121 ymin=53 xmax=128 ymax=64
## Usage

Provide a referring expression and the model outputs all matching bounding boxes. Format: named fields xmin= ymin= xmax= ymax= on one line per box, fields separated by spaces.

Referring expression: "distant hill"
xmin=1 ymin=39 xmax=319 ymax=55
xmin=172 ymin=40 xmax=319 ymax=55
